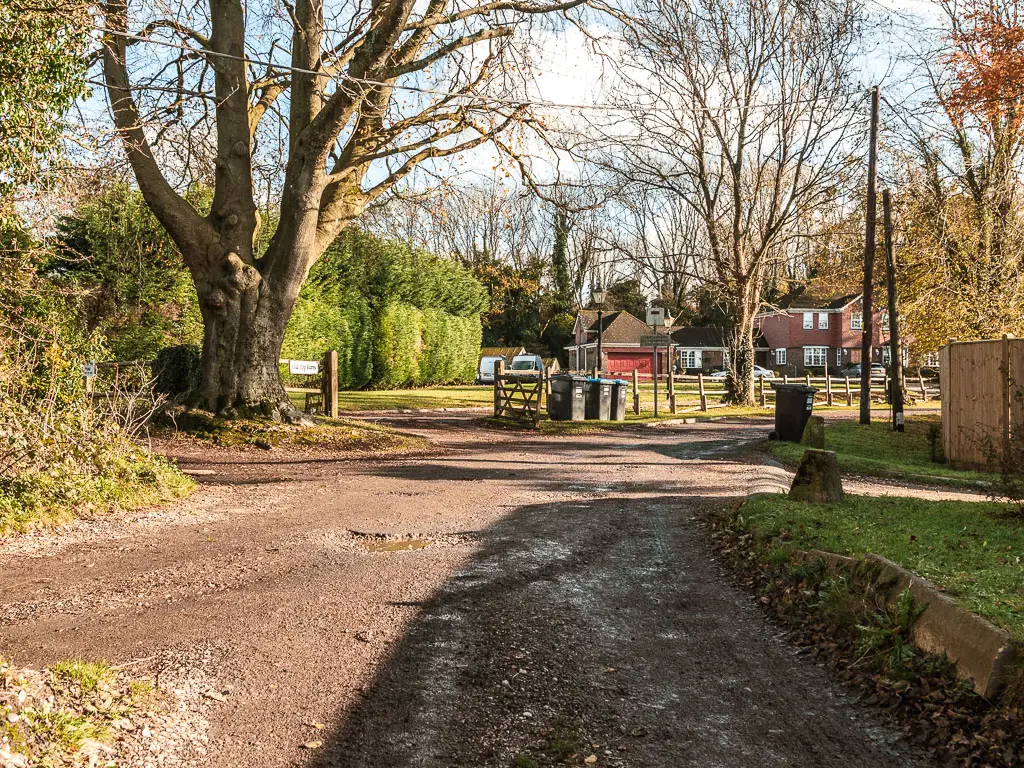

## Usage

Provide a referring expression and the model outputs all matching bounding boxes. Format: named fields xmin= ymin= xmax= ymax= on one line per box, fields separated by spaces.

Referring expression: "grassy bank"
xmin=769 ymin=415 xmax=993 ymax=486
xmin=165 ymin=411 xmax=429 ymax=453
xmin=740 ymin=493 xmax=1024 ymax=642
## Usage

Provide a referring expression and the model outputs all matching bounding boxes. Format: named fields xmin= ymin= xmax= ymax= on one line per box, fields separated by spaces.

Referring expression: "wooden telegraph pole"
xmin=860 ymin=86 xmax=880 ymax=425
xmin=882 ymin=189 xmax=904 ymax=432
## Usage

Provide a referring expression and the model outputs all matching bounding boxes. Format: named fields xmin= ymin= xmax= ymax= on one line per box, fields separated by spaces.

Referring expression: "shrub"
xmin=152 ymin=344 xmax=202 ymax=397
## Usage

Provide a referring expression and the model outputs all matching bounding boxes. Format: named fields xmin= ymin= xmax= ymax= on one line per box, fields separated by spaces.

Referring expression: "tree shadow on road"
xmin=305 ymin=492 xmax=921 ymax=768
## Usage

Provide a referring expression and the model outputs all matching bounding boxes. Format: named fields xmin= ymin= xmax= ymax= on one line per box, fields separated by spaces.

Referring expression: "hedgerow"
xmin=283 ymin=228 xmax=487 ymax=388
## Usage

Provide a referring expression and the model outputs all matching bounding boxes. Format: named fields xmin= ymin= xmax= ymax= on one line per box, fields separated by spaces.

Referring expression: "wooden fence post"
xmin=493 ymin=359 xmax=505 ymax=417
xmin=632 ymin=368 xmax=641 ymax=415
xmin=845 ymin=375 xmax=853 ymax=407
xmin=884 ymin=370 xmax=890 ymax=403
xmin=825 ymin=374 xmax=833 ymax=406
xmin=1002 ymin=333 xmax=1012 ymax=459
xmin=918 ymin=371 xmax=927 ymax=401
xmin=758 ymin=376 xmax=766 ymax=407
xmin=783 ymin=373 xmax=789 ymax=385
xmin=668 ymin=366 xmax=677 ymax=413
xmin=698 ymin=372 xmax=708 ymax=412
xmin=321 ymin=350 xmax=339 ymax=418
xmin=805 ymin=372 xmax=812 ymax=387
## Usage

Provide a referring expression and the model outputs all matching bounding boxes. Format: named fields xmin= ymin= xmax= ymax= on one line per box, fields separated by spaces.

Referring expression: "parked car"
xmin=841 ymin=363 xmax=887 ymax=378
xmin=508 ymin=354 xmax=544 ymax=375
xmin=476 ymin=355 xmax=506 ymax=384
xmin=709 ymin=365 xmax=775 ymax=379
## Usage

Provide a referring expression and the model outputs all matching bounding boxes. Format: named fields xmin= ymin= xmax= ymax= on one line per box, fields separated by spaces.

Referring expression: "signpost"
xmin=644 ymin=308 xmax=672 ymax=418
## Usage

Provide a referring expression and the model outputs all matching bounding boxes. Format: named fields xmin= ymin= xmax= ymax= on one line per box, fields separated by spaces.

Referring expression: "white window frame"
xmin=679 ymin=349 xmax=703 ymax=369
xmin=924 ymin=351 xmax=940 ymax=367
xmin=803 ymin=346 xmax=828 ymax=368
xmin=775 ymin=348 xmax=787 ymax=365
xmin=722 ymin=348 xmax=730 ymax=367
xmin=836 ymin=348 xmax=843 ymax=365
xmin=851 ymin=311 xmax=863 ymax=331
xmin=818 ymin=312 xmax=829 ymax=330
xmin=881 ymin=311 xmax=890 ymax=331
xmin=882 ymin=346 xmax=891 ymax=364
xmin=802 ymin=311 xmax=814 ymax=330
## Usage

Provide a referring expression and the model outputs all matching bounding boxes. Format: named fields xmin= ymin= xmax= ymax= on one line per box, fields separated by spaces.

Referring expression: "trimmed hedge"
xmin=283 ymin=229 xmax=487 ymax=389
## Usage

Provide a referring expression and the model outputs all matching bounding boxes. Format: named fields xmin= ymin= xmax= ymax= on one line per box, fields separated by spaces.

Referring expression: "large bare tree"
xmin=98 ymin=0 xmax=590 ymax=416
xmin=588 ymin=0 xmax=864 ymax=403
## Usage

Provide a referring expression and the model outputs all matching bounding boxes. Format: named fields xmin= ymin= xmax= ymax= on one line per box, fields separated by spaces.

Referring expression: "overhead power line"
xmin=94 ymin=25 xmax=874 ymax=115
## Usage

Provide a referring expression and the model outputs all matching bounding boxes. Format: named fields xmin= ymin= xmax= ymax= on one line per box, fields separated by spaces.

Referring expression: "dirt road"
xmin=0 ymin=415 xmax=928 ymax=767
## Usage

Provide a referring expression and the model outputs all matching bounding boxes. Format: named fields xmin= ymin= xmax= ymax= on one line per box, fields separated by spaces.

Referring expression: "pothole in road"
xmin=347 ymin=530 xmax=480 ymax=553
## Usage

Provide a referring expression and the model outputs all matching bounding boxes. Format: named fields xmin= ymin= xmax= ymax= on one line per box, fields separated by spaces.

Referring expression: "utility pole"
xmin=882 ymin=189 xmax=904 ymax=432
xmin=860 ymin=85 xmax=880 ymax=425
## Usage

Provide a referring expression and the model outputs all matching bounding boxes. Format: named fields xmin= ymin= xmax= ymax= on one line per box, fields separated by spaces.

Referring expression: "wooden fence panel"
xmin=941 ymin=339 xmax=1012 ymax=469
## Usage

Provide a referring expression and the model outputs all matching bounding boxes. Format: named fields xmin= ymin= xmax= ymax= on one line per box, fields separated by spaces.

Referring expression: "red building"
xmin=754 ymin=289 xmax=891 ymax=375
xmin=566 ymin=310 xmax=672 ymax=374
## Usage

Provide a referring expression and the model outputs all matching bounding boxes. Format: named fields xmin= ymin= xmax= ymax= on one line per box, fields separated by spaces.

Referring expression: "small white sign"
xmin=81 ymin=361 xmax=96 ymax=377
xmin=289 ymin=360 xmax=319 ymax=375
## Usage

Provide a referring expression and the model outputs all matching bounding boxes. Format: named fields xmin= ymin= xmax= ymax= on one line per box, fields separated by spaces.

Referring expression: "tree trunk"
xmin=189 ymin=238 xmax=307 ymax=419
xmin=727 ymin=287 xmax=757 ymax=406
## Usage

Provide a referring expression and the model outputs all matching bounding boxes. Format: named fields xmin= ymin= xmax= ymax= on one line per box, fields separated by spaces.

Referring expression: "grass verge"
xmin=164 ymin=410 xmax=429 ymax=453
xmin=0 ymin=444 xmax=193 ymax=537
xmin=288 ymin=385 xmax=493 ymax=412
xmin=1 ymin=656 xmax=160 ymax=765
xmin=706 ymin=501 xmax=1024 ymax=766
xmin=768 ymin=415 xmax=994 ymax=487
xmin=740 ymin=493 xmax=1024 ymax=642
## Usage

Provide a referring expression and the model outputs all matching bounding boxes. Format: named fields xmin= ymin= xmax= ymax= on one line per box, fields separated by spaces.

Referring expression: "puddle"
xmin=361 ymin=538 xmax=430 ymax=553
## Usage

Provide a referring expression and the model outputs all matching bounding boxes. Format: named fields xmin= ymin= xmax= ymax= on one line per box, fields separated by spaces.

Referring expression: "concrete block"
xmin=788 ymin=449 xmax=844 ymax=503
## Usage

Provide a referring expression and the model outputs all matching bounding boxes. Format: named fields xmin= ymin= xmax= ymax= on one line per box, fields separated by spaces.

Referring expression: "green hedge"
xmin=283 ymin=229 xmax=486 ymax=389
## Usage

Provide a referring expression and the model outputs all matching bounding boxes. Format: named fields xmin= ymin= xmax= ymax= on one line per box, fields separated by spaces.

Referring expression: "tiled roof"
xmin=479 ymin=346 xmax=525 ymax=360
xmin=578 ymin=310 xmax=652 ymax=344
xmin=774 ymin=287 xmax=861 ymax=311
xmin=670 ymin=326 xmax=771 ymax=350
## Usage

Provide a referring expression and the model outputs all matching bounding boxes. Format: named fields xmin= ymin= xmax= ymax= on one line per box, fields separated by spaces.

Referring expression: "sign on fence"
xmin=289 ymin=360 xmax=319 ymax=375
xmin=81 ymin=361 xmax=96 ymax=377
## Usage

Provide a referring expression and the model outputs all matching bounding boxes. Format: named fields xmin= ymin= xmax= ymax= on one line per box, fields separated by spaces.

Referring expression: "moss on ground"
xmin=740 ymin=493 xmax=1024 ymax=642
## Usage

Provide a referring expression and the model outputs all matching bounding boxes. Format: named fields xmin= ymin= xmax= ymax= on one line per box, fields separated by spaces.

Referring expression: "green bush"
xmin=152 ymin=344 xmax=202 ymax=397
xmin=283 ymin=229 xmax=487 ymax=389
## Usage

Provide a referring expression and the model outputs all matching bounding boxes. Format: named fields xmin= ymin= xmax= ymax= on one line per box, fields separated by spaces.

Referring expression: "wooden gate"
xmin=492 ymin=361 xmax=545 ymax=426
xmin=940 ymin=335 xmax=1024 ymax=469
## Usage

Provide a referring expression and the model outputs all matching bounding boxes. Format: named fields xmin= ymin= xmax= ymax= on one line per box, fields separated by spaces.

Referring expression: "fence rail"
xmin=492 ymin=361 xmax=545 ymax=425
xmin=568 ymin=369 xmax=940 ymax=415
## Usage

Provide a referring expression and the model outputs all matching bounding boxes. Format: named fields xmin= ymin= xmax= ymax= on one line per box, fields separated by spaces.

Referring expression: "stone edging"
xmin=798 ymin=548 xmax=1019 ymax=699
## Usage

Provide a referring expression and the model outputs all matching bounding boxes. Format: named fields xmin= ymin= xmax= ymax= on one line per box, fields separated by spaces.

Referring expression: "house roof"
xmin=772 ymin=287 xmax=861 ymax=311
xmin=577 ymin=310 xmax=652 ymax=345
xmin=671 ymin=326 xmax=728 ymax=348
xmin=671 ymin=326 xmax=770 ymax=349
xmin=479 ymin=346 xmax=525 ymax=360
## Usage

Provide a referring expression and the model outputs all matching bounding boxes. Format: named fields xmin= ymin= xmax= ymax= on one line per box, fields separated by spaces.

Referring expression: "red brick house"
xmin=754 ymin=289 xmax=891 ymax=375
xmin=566 ymin=310 xmax=672 ymax=374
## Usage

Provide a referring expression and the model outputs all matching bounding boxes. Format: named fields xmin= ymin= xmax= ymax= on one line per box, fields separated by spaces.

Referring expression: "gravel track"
xmin=0 ymin=415 xmax=933 ymax=767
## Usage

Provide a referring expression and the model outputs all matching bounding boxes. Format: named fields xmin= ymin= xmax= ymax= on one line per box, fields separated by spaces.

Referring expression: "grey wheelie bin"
xmin=548 ymin=374 xmax=587 ymax=421
xmin=772 ymin=383 xmax=817 ymax=442
xmin=585 ymin=377 xmax=613 ymax=420
xmin=609 ymin=380 xmax=628 ymax=421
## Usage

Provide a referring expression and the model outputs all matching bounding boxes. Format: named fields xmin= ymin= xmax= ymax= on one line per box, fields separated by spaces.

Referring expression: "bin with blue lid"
xmin=585 ymin=377 xmax=614 ymax=420
xmin=609 ymin=380 xmax=629 ymax=421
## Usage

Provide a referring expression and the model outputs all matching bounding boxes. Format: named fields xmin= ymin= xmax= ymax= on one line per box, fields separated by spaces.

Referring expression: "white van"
xmin=477 ymin=355 xmax=505 ymax=384
xmin=508 ymin=354 xmax=544 ymax=375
